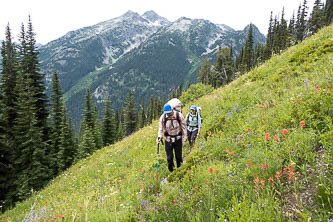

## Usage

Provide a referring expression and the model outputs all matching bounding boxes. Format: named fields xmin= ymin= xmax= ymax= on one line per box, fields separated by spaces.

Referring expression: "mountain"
xmin=2 ymin=24 xmax=332 ymax=221
xmin=38 ymin=11 xmax=265 ymax=130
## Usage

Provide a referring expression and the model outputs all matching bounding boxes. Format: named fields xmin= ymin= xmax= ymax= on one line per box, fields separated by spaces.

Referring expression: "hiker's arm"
xmin=198 ymin=114 xmax=202 ymax=135
xmin=157 ymin=115 xmax=164 ymax=142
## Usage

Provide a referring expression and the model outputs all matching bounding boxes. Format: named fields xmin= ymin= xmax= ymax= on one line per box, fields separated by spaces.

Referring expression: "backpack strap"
xmin=163 ymin=111 xmax=182 ymax=137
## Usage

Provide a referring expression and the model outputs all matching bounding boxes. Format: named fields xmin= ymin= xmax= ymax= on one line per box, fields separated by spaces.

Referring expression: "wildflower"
xmin=247 ymin=161 xmax=252 ymax=169
xmin=206 ymin=181 xmax=210 ymax=185
xmin=109 ymin=181 xmax=112 ymax=184
xmin=268 ymin=177 xmax=274 ymax=183
xmin=288 ymin=164 xmax=295 ymax=171
xmin=261 ymin=163 xmax=268 ymax=170
xmin=275 ymin=171 xmax=282 ymax=180
xmin=233 ymin=154 xmax=237 ymax=158
xmin=247 ymin=144 xmax=251 ymax=148
xmin=142 ymin=184 xmax=145 ymax=190
xmin=253 ymin=177 xmax=260 ymax=186
xmin=264 ymin=133 xmax=270 ymax=141
xmin=282 ymin=129 xmax=288 ymax=135
xmin=215 ymin=169 xmax=220 ymax=173
xmin=239 ymin=134 xmax=243 ymax=139
xmin=230 ymin=151 xmax=234 ymax=155
xmin=288 ymin=171 xmax=295 ymax=180
xmin=50 ymin=219 xmax=55 ymax=222
xmin=209 ymin=168 xmax=213 ymax=174
xmin=56 ymin=214 xmax=64 ymax=218
xmin=247 ymin=127 xmax=251 ymax=132
xmin=299 ymin=98 xmax=303 ymax=102
xmin=117 ymin=200 xmax=121 ymax=202
xmin=260 ymin=180 xmax=265 ymax=186
xmin=194 ymin=186 xmax=198 ymax=190
xmin=173 ymin=199 xmax=177 ymax=204
xmin=79 ymin=205 xmax=82 ymax=209
xmin=327 ymin=85 xmax=331 ymax=89
xmin=273 ymin=135 xmax=279 ymax=141
xmin=189 ymin=170 xmax=193 ymax=174
xmin=207 ymin=131 xmax=212 ymax=137
xmin=315 ymin=85 xmax=320 ymax=90
xmin=299 ymin=120 xmax=306 ymax=129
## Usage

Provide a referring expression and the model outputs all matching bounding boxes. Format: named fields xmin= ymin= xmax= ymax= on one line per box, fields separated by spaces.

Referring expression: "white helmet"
xmin=167 ymin=98 xmax=182 ymax=112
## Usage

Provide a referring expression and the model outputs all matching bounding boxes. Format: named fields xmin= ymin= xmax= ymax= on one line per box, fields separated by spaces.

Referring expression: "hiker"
xmin=185 ymin=105 xmax=202 ymax=148
xmin=156 ymin=103 xmax=187 ymax=172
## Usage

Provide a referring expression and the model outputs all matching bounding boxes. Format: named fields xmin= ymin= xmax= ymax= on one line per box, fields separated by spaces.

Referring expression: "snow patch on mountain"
xmin=169 ymin=17 xmax=192 ymax=32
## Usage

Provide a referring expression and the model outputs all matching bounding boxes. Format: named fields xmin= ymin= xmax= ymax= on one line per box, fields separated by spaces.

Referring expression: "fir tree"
xmin=288 ymin=11 xmax=297 ymax=46
xmin=243 ymin=24 xmax=254 ymax=71
xmin=58 ymin=111 xmax=76 ymax=171
xmin=309 ymin=0 xmax=325 ymax=34
xmin=325 ymin=0 xmax=333 ymax=24
xmin=49 ymin=69 xmax=64 ymax=176
xmin=137 ymin=100 xmax=146 ymax=129
xmin=147 ymin=96 xmax=154 ymax=124
xmin=124 ymin=91 xmax=137 ymax=136
xmin=102 ymin=98 xmax=116 ymax=146
xmin=296 ymin=0 xmax=309 ymax=42
xmin=198 ymin=58 xmax=211 ymax=85
xmin=14 ymin=75 xmax=49 ymax=201
xmin=20 ymin=16 xmax=49 ymax=139
xmin=264 ymin=12 xmax=274 ymax=59
xmin=0 ymin=24 xmax=19 ymax=207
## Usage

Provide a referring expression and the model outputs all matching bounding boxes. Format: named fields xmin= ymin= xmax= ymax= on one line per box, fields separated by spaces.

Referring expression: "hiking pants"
xmin=165 ymin=139 xmax=182 ymax=172
xmin=187 ymin=129 xmax=198 ymax=148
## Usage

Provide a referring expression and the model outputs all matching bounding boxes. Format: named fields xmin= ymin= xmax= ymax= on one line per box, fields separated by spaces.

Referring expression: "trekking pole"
xmin=155 ymin=139 xmax=163 ymax=194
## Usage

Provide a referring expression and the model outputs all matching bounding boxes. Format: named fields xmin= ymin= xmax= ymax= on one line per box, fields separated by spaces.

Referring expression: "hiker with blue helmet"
xmin=157 ymin=103 xmax=187 ymax=172
xmin=185 ymin=105 xmax=202 ymax=148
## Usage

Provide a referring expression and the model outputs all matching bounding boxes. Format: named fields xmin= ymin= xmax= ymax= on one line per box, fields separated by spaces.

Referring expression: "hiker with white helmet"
xmin=156 ymin=103 xmax=187 ymax=172
xmin=185 ymin=105 xmax=202 ymax=148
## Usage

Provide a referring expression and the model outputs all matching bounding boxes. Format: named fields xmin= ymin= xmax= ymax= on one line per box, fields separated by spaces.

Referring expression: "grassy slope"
xmin=1 ymin=25 xmax=333 ymax=221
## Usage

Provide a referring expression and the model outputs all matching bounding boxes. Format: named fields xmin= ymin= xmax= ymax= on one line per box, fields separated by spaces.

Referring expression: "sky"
xmin=0 ymin=0 xmax=316 ymax=45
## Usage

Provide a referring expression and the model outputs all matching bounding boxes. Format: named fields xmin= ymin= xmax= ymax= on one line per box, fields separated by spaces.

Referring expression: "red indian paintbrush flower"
xmin=248 ymin=161 xmax=252 ymax=169
xmin=264 ymin=133 xmax=270 ymax=141
xmin=299 ymin=120 xmax=306 ymax=129
xmin=209 ymin=168 xmax=213 ymax=174
xmin=268 ymin=177 xmax=274 ymax=183
xmin=282 ymin=129 xmax=288 ymax=135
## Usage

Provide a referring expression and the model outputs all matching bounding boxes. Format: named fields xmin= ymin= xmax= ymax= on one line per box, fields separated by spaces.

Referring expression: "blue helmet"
xmin=190 ymin=105 xmax=197 ymax=111
xmin=163 ymin=104 xmax=172 ymax=114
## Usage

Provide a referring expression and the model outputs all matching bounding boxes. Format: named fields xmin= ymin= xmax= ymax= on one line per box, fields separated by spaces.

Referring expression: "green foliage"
xmin=179 ymin=83 xmax=213 ymax=105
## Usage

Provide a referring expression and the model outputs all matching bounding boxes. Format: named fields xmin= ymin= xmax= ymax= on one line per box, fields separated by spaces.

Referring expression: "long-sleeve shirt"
xmin=158 ymin=111 xmax=187 ymax=143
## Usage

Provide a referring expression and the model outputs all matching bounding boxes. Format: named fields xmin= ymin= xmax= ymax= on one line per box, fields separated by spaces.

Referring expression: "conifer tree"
xmin=309 ymin=0 xmax=325 ymax=34
xmin=114 ymin=109 xmax=119 ymax=135
xmin=137 ymin=100 xmax=146 ymax=129
xmin=296 ymin=0 xmax=309 ymax=42
xmin=279 ymin=7 xmax=289 ymax=51
xmin=198 ymin=58 xmax=211 ymax=85
xmin=325 ymin=0 xmax=333 ymax=24
xmin=92 ymin=105 xmax=103 ymax=149
xmin=117 ymin=107 xmax=126 ymax=140
xmin=243 ymin=24 xmax=254 ymax=71
xmin=14 ymin=75 xmax=49 ymax=200
xmin=264 ymin=12 xmax=274 ymax=59
xmin=147 ymin=96 xmax=154 ymax=124
xmin=49 ymin=69 xmax=64 ymax=176
xmin=20 ymin=16 xmax=49 ymax=139
xmin=124 ymin=91 xmax=137 ymax=136
xmin=288 ymin=11 xmax=297 ymax=46
xmin=102 ymin=98 xmax=116 ymax=146
xmin=58 ymin=111 xmax=76 ymax=171
xmin=0 ymin=24 xmax=19 ymax=207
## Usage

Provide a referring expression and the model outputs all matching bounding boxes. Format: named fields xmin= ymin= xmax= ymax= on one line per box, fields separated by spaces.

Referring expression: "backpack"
xmin=163 ymin=111 xmax=182 ymax=137
xmin=167 ymin=98 xmax=182 ymax=112
xmin=186 ymin=107 xmax=203 ymax=126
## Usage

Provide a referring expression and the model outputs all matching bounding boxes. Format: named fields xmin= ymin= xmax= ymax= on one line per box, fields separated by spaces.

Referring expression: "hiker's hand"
xmin=156 ymin=137 xmax=162 ymax=144
xmin=197 ymin=132 xmax=200 ymax=137
xmin=182 ymin=140 xmax=186 ymax=147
